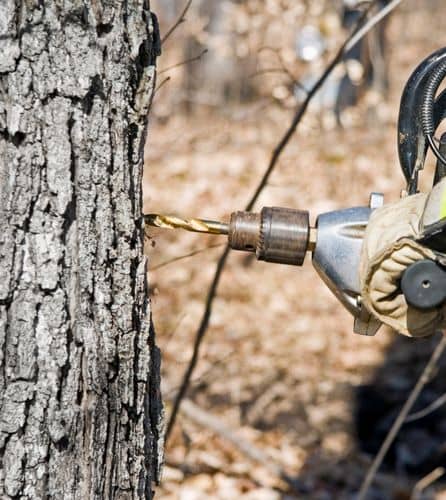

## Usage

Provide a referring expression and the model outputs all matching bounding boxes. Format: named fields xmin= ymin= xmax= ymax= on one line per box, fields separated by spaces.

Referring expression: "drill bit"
xmin=144 ymin=213 xmax=229 ymax=235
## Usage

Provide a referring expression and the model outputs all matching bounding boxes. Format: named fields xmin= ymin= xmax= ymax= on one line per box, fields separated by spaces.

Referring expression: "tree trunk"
xmin=0 ymin=1 xmax=163 ymax=499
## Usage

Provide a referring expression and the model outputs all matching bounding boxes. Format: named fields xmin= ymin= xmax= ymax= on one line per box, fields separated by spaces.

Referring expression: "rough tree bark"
xmin=0 ymin=1 xmax=163 ymax=498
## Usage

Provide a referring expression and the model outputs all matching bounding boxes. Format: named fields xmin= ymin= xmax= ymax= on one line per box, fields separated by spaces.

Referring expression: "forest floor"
xmin=144 ymin=4 xmax=446 ymax=499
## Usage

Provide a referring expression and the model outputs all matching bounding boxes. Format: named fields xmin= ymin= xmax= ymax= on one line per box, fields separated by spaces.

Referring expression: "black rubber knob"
xmin=401 ymin=259 xmax=446 ymax=310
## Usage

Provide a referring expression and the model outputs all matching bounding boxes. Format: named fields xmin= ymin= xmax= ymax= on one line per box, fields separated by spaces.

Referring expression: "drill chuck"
xmin=229 ymin=207 xmax=311 ymax=266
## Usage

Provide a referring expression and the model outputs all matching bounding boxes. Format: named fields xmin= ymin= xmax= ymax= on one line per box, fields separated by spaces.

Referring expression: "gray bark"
xmin=0 ymin=1 xmax=163 ymax=499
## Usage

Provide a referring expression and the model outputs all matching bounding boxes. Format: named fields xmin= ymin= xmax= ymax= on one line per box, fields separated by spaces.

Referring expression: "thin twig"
xmin=249 ymin=67 xmax=309 ymax=94
xmin=405 ymin=391 xmax=446 ymax=423
xmin=255 ymin=46 xmax=308 ymax=93
xmin=250 ymin=67 xmax=295 ymax=78
xmin=161 ymin=0 xmax=193 ymax=45
xmin=165 ymin=0 xmax=403 ymax=444
xmin=164 ymin=313 xmax=187 ymax=351
xmin=164 ymin=349 xmax=235 ymax=398
xmin=358 ymin=333 xmax=446 ymax=500
xmin=151 ymin=243 xmax=225 ymax=271
xmin=345 ymin=0 xmax=403 ymax=53
xmin=154 ymin=76 xmax=171 ymax=95
xmin=159 ymin=49 xmax=208 ymax=75
xmin=411 ymin=467 xmax=445 ymax=500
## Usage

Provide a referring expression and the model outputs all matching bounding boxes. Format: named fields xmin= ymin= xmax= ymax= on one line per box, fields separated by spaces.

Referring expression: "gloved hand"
xmin=359 ymin=180 xmax=446 ymax=337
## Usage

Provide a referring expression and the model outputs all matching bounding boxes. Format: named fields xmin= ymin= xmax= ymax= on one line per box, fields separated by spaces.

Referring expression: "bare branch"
xmin=165 ymin=314 xmax=187 ymax=350
xmin=411 ymin=467 xmax=445 ymax=500
xmin=250 ymin=67 xmax=293 ymax=78
xmin=345 ymin=0 xmax=403 ymax=53
xmin=164 ymin=350 xmax=235 ymax=399
xmin=254 ymin=46 xmax=308 ymax=93
xmin=249 ymin=67 xmax=308 ymax=94
xmin=405 ymin=391 xmax=446 ymax=423
xmin=165 ymin=0 xmax=404 ymax=444
xmin=358 ymin=333 xmax=446 ymax=500
xmin=154 ymin=76 xmax=171 ymax=95
xmin=151 ymin=243 xmax=225 ymax=271
xmin=159 ymin=49 xmax=208 ymax=75
xmin=161 ymin=0 xmax=193 ymax=45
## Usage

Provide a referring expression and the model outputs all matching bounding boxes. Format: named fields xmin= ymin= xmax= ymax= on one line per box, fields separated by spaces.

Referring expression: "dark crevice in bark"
xmin=40 ymin=90 xmax=60 ymax=107
xmin=62 ymin=115 xmax=77 ymax=241
xmin=147 ymin=326 xmax=163 ymax=486
xmin=21 ymin=394 xmax=36 ymax=440
xmin=82 ymin=75 xmax=105 ymax=115
xmin=0 ymin=130 xmax=26 ymax=147
xmin=0 ymin=432 xmax=11 ymax=460
xmin=127 ymin=123 xmax=138 ymax=215
xmin=96 ymin=23 xmax=113 ymax=37
xmin=31 ymin=302 xmax=41 ymax=381
xmin=102 ymin=391 xmax=116 ymax=497
xmin=107 ymin=350 xmax=119 ymax=384
xmin=149 ymin=13 xmax=162 ymax=63
xmin=1 ymin=239 xmax=17 ymax=304
xmin=56 ymin=326 xmax=73 ymax=404
xmin=137 ymin=40 xmax=152 ymax=75
xmin=63 ymin=6 xmax=90 ymax=28
xmin=106 ymin=115 xmax=118 ymax=261
xmin=54 ymin=435 xmax=69 ymax=452
xmin=75 ymin=352 xmax=84 ymax=406
xmin=132 ymin=334 xmax=141 ymax=418
xmin=38 ymin=282 xmax=58 ymax=295
xmin=17 ymin=22 xmax=45 ymax=39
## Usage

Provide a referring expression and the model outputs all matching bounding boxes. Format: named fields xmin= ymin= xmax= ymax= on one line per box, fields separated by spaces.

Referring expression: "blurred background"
xmin=144 ymin=1 xmax=446 ymax=498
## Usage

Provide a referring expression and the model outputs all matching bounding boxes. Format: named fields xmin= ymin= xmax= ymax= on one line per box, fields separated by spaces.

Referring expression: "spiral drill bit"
xmin=144 ymin=213 xmax=229 ymax=235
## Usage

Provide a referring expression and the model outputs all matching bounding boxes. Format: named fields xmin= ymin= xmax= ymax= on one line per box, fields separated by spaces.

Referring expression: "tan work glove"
xmin=359 ymin=187 xmax=445 ymax=337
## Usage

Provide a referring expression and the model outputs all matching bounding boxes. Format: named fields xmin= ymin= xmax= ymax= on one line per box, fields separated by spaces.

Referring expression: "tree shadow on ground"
xmin=237 ymin=331 xmax=446 ymax=499
xmin=354 ymin=331 xmax=446 ymax=479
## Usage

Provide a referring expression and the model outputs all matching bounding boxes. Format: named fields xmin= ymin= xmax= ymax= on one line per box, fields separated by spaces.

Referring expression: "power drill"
xmin=146 ymin=47 xmax=446 ymax=339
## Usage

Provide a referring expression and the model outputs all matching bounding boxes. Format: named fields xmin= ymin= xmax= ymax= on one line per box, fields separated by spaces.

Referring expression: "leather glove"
xmin=359 ymin=184 xmax=446 ymax=337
